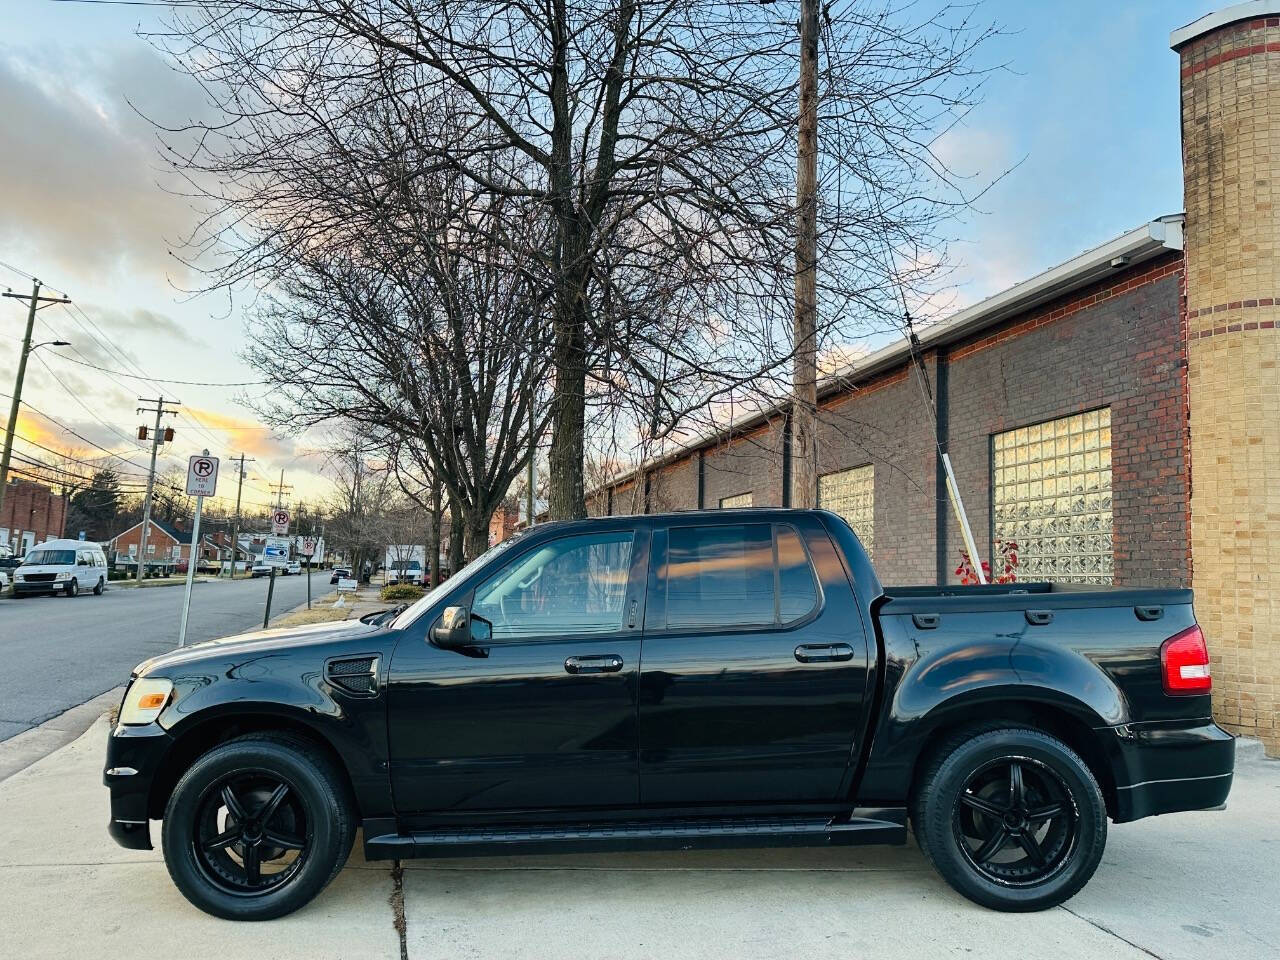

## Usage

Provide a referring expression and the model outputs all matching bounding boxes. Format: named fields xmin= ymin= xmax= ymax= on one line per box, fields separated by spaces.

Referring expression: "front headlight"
xmin=14 ymin=574 xmax=23 ymax=581
xmin=119 ymin=678 xmax=174 ymax=725
xmin=55 ymin=571 xmax=70 ymax=580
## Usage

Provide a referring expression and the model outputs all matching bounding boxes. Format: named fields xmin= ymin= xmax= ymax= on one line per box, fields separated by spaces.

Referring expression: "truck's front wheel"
xmin=912 ymin=726 xmax=1106 ymax=911
xmin=161 ymin=733 xmax=355 ymax=920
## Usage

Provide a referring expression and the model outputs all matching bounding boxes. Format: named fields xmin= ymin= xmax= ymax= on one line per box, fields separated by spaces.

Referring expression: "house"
xmin=1 ymin=478 xmax=68 ymax=554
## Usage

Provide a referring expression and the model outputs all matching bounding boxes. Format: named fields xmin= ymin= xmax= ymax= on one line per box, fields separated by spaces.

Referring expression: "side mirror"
xmin=431 ymin=605 xmax=473 ymax=649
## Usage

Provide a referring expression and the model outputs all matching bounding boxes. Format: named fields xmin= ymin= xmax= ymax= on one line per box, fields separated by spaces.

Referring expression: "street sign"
xmin=263 ymin=536 xmax=291 ymax=568
xmin=186 ymin=454 xmax=220 ymax=497
xmin=271 ymin=508 xmax=290 ymax=534
xmin=336 ymin=577 xmax=358 ymax=593
xmin=300 ymin=536 xmax=317 ymax=557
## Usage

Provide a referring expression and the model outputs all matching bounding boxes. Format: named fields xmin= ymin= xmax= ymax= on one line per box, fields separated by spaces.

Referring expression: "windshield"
xmin=390 ymin=532 xmax=527 ymax=629
xmin=23 ymin=549 xmax=75 ymax=566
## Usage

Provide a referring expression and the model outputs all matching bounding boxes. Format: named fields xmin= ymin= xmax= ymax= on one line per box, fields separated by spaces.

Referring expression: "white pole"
xmin=941 ymin=452 xmax=986 ymax=585
xmin=178 ymin=450 xmax=211 ymax=646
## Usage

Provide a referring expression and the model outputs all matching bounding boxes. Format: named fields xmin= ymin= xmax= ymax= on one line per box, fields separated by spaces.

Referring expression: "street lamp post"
xmin=0 ymin=279 xmax=71 ymax=538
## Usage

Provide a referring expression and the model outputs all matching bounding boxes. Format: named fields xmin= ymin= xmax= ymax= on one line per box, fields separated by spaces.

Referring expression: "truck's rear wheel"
xmin=912 ymin=726 xmax=1106 ymax=911
xmin=162 ymin=733 xmax=355 ymax=920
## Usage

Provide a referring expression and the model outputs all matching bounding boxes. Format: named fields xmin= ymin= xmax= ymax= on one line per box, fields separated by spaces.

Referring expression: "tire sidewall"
xmin=162 ymin=739 xmax=345 ymax=920
xmin=922 ymin=729 xmax=1106 ymax=911
xmin=93 ymin=577 xmax=104 ymax=595
xmin=66 ymin=578 xmax=78 ymax=597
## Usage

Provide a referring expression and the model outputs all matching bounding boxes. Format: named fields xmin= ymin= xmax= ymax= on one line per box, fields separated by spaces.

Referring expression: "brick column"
xmin=1173 ymin=4 xmax=1280 ymax=754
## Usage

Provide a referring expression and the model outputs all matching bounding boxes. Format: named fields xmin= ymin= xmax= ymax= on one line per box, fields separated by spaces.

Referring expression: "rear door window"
xmin=663 ymin=523 xmax=821 ymax=631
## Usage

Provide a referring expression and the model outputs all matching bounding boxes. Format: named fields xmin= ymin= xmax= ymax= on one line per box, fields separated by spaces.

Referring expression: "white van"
xmin=12 ymin=539 xmax=108 ymax=598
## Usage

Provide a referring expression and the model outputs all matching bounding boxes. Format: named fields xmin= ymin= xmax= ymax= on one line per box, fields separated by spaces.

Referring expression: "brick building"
xmin=589 ymin=3 xmax=1280 ymax=753
xmin=108 ymin=517 xmax=224 ymax=572
xmin=1 ymin=478 xmax=68 ymax=554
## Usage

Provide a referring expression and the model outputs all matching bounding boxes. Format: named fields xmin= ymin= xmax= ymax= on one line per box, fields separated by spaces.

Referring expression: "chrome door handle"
xmin=794 ymin=643 xmax=854 ymax=664
xmin=564 ymin=655 xmax=624 ymax=675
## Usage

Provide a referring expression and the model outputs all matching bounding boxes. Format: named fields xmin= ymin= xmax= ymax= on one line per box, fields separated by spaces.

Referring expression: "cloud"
xmin=0 ymin=44 xmax=208 ymax=291
xmin=183 ymin=405 xmax=296 ymax=461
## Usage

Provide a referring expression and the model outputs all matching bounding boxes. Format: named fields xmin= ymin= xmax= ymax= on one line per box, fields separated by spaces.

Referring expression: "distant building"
xmin=488 ymin=501 xmax=521 ymax=546
xmin=1 ymin=478 xmax=68 ymax=554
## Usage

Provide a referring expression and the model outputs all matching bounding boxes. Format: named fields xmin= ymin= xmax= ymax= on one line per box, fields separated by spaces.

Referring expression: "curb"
xmin=0 ymin=686 xmax=123 ymax=784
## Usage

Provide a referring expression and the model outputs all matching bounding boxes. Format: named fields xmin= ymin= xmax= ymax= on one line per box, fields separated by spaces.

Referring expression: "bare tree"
xmin=150 ymin=1 xmax=997 ymax=517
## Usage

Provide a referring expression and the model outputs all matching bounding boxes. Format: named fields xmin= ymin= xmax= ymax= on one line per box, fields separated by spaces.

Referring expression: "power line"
xmin=0 ymin=388 xmax=154 ymax=473
xmin=48 ymin=351 xmax=269 ymax=387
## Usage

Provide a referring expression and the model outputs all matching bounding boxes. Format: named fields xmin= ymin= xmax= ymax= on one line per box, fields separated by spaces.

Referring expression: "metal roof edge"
xmin=1171 ymin=2 xmax=1280 ymax=50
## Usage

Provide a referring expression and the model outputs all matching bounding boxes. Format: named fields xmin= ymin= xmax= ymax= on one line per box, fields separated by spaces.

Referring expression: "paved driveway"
xmin=0 ymin=573 xmax=319 ymax=741
xmin=0 ymin=721 xmax=1274 ymax=960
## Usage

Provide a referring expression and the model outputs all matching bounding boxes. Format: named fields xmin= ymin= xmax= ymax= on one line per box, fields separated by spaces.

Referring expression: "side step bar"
xmin=365 ymin=809 xmax=907 ymax=860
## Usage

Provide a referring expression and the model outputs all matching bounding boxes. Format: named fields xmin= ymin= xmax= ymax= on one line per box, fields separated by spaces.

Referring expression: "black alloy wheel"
xmin=162 ymin=733 xmax=355 ymax=920
xmin=192 ymin=771 xmax=310 ymax=895
xmin=912 ymin=726 xmax=1107 ymax=911
xmin=952 ymin=756 xmax=1077 ymax=886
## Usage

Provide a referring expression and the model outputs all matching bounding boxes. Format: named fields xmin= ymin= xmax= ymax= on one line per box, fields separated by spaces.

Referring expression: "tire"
xmin=93 ymin=577 xmax=104 ymax=596
xmin=911 ymin=726 xmax=1106 ymax=912
xmin=65 ymin=578 xmax=79 ymax=597
xmin=162 ymin=733 xmax=356 ymax=920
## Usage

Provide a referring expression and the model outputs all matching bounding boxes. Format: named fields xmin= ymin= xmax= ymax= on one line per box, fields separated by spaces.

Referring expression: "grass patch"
xmin=272 ymin=605 xmax=355 ymax=627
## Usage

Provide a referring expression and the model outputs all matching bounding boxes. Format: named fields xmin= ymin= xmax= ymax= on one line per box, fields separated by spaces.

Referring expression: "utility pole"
xmin=272 ymin=469 xmax=292 ymax=516
xmin=135 ymin=396 xmax=180 ymax=581
xmin=1 ymin=280 xmax=71 ymax=529
xmin=792 ymin=0 xmax=820 ymax=507
xmin=226 ymin=453 xmax=254 ymax=578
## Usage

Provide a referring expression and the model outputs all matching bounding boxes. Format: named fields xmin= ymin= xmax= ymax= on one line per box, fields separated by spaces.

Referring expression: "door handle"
xmin=564 ymin=654 xmax=625 ymax=675
xmin=794 ymin=643 xmax=855 ymax=664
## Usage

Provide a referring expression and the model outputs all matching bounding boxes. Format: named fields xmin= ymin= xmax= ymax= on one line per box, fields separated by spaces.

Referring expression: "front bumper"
xmin=104 ymin=722 xmax=174 ymax=851
xmin=14 ymin=583 xmax=59 ymax=595
xmin=1104 ymin=719 xmax=1235 ymax=822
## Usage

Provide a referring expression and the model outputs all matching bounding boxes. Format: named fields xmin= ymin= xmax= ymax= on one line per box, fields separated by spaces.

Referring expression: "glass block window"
xmin=992 ymin=409 xmax=1113 ymax=584
xmin=818 ymin=464 xmax=874 ymax=557
xmin=719 ymin=492 xmax=753 ymax=508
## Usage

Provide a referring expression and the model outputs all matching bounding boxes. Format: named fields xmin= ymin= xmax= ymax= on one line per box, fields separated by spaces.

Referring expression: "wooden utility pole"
xmin=134 ymin=397 xmax=179 ymax=581
xmin=792 ymin=0 xmax=821 ymax=508
xmin=226 ymin=453 xmax=254 ymax=578
xmin=0 ymin=280 xmax=71 ymax=527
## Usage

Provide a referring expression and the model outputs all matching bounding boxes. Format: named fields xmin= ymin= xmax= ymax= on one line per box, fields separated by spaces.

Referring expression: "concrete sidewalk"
xmin=1 ymin=718 xmax=1276 ymax=960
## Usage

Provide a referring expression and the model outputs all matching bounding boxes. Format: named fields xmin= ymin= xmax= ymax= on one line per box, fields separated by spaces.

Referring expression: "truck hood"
xmin=134 ymin=617 xmax=387 ymax=677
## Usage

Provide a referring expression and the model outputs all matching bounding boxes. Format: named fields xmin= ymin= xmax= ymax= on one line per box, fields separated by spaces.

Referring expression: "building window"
xmin=719 ymin=492 xmax=752 ymax=509
xmin=992 ymin=408 xmax=1113 ymax=584
xmin=818 ymin=465 xmax=874 ymax=557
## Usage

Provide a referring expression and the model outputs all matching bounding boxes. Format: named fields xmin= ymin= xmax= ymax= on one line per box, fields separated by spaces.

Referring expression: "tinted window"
xmin=777 ymin=525 xmax=819 ymax=621
xmin=664 ymin=524 xmax=775 ymax=629
xmin=472 ymin=532 xmax=634 ymax=640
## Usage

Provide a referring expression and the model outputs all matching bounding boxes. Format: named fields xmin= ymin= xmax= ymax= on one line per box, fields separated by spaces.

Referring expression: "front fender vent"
xmin=326 ymin=656 xmax=379 ymax=695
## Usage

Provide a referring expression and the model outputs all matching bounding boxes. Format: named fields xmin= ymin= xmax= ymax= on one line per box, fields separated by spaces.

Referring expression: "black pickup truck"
xmin=105 ymin=509 xmax=1234 ymax=920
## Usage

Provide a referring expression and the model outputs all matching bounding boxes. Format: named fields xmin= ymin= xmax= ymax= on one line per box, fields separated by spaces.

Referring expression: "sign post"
xmin=301 ymin=536 xmax=317 ymax=609
xmin=179 ymin=451 xmax=219 ymax=647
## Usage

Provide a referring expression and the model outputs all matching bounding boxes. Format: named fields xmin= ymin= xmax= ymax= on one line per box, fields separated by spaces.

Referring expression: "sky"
xmin=0 ymin=0 xmax=1214 ymax=517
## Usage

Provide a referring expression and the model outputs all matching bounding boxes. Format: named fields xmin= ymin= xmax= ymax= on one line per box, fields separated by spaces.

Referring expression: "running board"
xmin=364 ymin=809 xmax=907 ymax=860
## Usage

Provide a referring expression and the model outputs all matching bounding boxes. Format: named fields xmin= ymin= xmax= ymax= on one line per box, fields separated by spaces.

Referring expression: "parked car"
xmin=0 ymin=569 xmax=8 ymax=594
xmin=13 ymin=539 xmax=107 ymax=597
xmin=104 ymin=509 xmax=1234 ymax=920
xmin=285 ymin=560 xmax=302 ymax=576
xmin=250 ymin=561 xmax=273 ymax=578
xmin=329 ymin=566 xmax=351 ymax=585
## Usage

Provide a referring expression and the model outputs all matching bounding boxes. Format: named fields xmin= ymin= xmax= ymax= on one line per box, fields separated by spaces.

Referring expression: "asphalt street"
xmin=0 ymin=573 xmax=320 ymax=742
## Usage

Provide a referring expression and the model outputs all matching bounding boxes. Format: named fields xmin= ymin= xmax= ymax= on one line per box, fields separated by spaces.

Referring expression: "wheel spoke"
xmin=1017 ymin=830 xmax=1047 ymax=868
xmin=203 ymin=826 xmax=241 ymax=852
xmin=1009 ymin=762 xmax=1025 ymax=807
xmin=973 ymin=826 xmax=1009 ymax=863
xmin=1027 ymin=802 xmax=1063 ymax=822
xmin=264 ymin=829 xmax=305 ymax=851
xmin=960 ymin=792 xmax=1007 ymax=817
xmin=221 ymin=784 xmax=248 ymax=821
xmin=257 ymin=782 xmax=290 ymax=825
xmin=243 ymin=843 xmax=261 ymax=886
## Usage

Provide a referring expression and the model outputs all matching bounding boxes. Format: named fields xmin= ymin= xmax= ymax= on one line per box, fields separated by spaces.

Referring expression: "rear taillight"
xmin=1160 ymin=625 xmax=1211 ymax=695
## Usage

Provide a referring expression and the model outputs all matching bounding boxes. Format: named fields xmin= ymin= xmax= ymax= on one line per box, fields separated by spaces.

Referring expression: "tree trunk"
xmin=791 ymin=0 xmax=820 ymax=508
xmin=547 ymin=287 xmax=588 ymax=520
xmin=463 ymin=508 xmax=491 ymax=564
xmin=447 ymin=493 xmax=464 ymax=575
xmin=428 ymin=476 xmax=442 ymax=588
